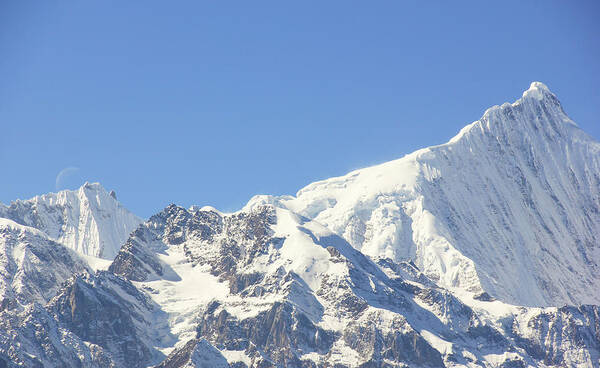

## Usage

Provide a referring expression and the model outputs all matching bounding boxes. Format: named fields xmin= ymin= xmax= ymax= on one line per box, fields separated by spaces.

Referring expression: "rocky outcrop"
xmin=0 ymin=303 xmax=114 ymax=367
xmin=48 ymin=271 xmax=163 ymax=368
xmin=154 ymin=338 xmax=230 ymax=368
xmin=108 ymin=225 xmax=165 ymax=282
xmin=509 ymin=305 xmax=600 ymax=367
xmin=197 ymin=301 xmax=334 ymax=367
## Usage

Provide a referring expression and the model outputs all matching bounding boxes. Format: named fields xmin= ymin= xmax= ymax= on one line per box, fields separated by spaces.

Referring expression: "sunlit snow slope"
xmin=247 ymin=82 xmax=600 ymax=307
xmin=0 ymin=182 xmax=143 ymax=259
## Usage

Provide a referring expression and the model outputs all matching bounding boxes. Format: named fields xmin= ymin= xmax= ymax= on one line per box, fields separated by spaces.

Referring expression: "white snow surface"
xmin=245 ymin=82 xmax=600 ymax=307
xmin=136 ymin=243 xmax=230 ymax=354
xmin=0 ymin=182 xmax=143 ymax=260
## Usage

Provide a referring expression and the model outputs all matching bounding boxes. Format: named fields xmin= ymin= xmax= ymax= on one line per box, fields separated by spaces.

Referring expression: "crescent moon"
xmin=55 ymin=167 xmax=80 ymax=191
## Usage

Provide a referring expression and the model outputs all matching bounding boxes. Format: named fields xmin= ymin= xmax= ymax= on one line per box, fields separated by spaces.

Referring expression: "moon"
xmin=55 ymin=167 xmax=81 ymax=191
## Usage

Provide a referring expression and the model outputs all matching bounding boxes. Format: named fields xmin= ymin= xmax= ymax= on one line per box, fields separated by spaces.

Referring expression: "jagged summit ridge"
xmin=0 ymin=182 xmax=143 ymax=259
xmin=453 ymin=81 xmax=577 ymax=145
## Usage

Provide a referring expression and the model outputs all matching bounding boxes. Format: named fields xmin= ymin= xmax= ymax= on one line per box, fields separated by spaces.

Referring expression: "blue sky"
xmin=1 ymin=1 xmax=599 ymax=217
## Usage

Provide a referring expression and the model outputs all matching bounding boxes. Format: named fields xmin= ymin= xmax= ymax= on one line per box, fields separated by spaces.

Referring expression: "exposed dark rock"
xmin=509 ymin=305 xmax=600 ymax=367
xmin=473 ymin=291 xmax=495 ymax=302
xmin=48 ymin=272 xmax=161 ymax=368
xmin=0 ymin=303 xmax=114 ymax=367
xmin=343 ymin=312 xmax=445 ymax=368
xmin=109 ymin=226 xmax=165 ymax=281
xmin=197 ymin=301 xmax=334 ymax=367
xmin=153 ymin=338 xmax=230 ymax=368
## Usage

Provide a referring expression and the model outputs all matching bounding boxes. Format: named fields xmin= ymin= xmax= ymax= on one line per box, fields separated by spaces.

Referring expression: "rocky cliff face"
xmin=153 ymin=339 xmax=230 ymax=368
xmin=0 ymin=83 xmax=598 ymax=367
xmin=0 ymin=302 xmax=114 ymax=368
xmin=48 ymin=271 xmax=166 ymax=367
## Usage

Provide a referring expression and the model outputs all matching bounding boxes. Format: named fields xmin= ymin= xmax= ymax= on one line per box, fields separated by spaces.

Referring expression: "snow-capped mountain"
xmin=247 ymin=82 xmax=600 ymax=307
xmin=0 ymin=82 xmax=598 ymax=367
xmin=101 ymin=203 xmax=600 ymax=367
xmin=0 ymin=182 xmax=143 ymax=259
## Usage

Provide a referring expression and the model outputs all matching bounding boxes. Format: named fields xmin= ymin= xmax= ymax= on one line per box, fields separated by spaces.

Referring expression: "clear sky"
xmin=1 ymin=1 xmax=599 ymax=218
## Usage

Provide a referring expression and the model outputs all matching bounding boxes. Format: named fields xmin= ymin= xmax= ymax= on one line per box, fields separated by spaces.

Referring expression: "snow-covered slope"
xmin=0 ymin=182 xmax=143 ymax=259
xmin=247 ymin=82 xmax=600 ymax=307
xmin=0 ymin=218 xmax=91 ymax=307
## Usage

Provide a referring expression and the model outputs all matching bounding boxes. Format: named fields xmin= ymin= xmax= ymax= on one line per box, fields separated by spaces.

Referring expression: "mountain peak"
xmin=482 ymin=81 xmax=559 ymax=117
xmin=77 ymin=182 xmax=115 ymax=199
xmin=81 ymin=181 xmax=104 ymax=191
xmin=279 ymin=82 xmax=599 ymax=307
xmin=451 ymin=81 xmax=578 ymax=147
xmin=522 ymin=81 xmax=552 ymax=100
xmin=0 ymin=182 xmax=143 ymax=259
